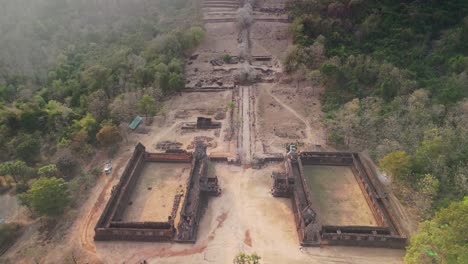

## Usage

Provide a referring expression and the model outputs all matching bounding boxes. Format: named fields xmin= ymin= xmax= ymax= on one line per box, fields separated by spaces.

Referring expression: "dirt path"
xmin=145 ymin=121 xmax=182 ymax=147
xmin=80 ymin=153 xmax=131 ymax=254
xmin=264 ymin=83 xmax=314 ymax=143
xmin=240 ymin=85 xmax=253 ymax=164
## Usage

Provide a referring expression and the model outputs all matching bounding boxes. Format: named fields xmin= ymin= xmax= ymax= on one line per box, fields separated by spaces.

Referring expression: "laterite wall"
xmin=94 ymin=143 xmax=189 ymax=242
xmin=291 ymin=152 xmax=407 ymax=248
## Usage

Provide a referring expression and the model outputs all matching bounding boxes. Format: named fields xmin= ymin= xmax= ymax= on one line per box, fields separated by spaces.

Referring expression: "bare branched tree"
xmin=237 ymin=4 xmax=254 ymax=30
xmin=236 ymin=65 xmax=257 ymax=84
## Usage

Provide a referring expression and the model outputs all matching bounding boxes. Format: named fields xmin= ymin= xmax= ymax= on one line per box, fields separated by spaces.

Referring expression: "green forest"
xmin=0 ymin=0 xmax=203 ymax=250
xmin=285 ymin=0 xmax=467 ymax=262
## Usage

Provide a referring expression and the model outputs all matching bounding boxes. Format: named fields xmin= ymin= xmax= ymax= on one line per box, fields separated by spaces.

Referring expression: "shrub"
xmin=0 ymin=223 xmax=23 ymax=252
xmin=223 ymin=54 xmax=232 ymax=63
xmin=379 ymin=151 xmax=411 ymax=183
xmin=234 ymin=252 xmax=261 ymax=264
xmin=18 ymin=177 xmax=70 ymax=217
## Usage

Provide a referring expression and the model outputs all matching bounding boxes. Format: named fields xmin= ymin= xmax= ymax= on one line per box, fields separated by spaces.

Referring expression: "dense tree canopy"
xmin=96 ymin=124 xmax=122 ymax=147
xmin=379 ymin=151 xmax=411 ymax=183
xmin=18 ymin=177 xmax=70 ymax=217
xmin=0 ymin=160 xmax=35 ymax=183
xmin=37 ymin=164 xmax=58 ymax=178
xmin=405 ymin=197 xmax=468 ymax=264
xmin=137 ymin=95 xmax=157 ymax=119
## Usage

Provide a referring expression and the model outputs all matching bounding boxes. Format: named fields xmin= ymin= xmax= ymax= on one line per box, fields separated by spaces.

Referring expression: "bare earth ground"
xmin=131 ymin=90 xmax=234 ymax=154
xmin=251 ymin=21 xmax=291 ymax=60
xmin=255 ymin=82 xmax=327 ymax=154
xmin=0 ymin=193 xmax=27 ymax=223
xmin=303 ymin=165 xmax=378 ymax=226
xmin=121 ymin=163 xmax=191 ymax=222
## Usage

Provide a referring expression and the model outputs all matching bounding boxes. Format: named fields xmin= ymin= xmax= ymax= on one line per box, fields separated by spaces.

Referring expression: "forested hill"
xmin=0 ymin=0 xmax=199 ymax=78
xmin=0 ymin=0 xmax=204 ymax=163
xmin=284 ymin=0 xmax=467 ymax=262
xmin=0 ymin=0 xmax=204 ymax=213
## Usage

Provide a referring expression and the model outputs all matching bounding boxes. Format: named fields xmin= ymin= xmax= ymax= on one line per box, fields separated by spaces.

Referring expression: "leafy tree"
xmin=405 ymin=197 xmax=468 ymax=264
xmin=187 ymin=26 xmax=205 ymax=46
xmin=38 ymin=164 xmax=59 ymax=178
xmin=96 ymin=124 xmax=122 ymax=147
xmin=56 ymin=150 xmax=77 ymax=176
xmin=81 ymin=64 xmax=111 ymax=92
xmin=379 ymin=151 xmax=411 ymax=183
xmin=154 ymin=63 xmax=170 ymax=93
xmin=15 ymin=183 xmax=29 ymax=194
xmin=45 ymin=100 xmax=74 ymax=130
xmin=73 ymin=113 xmax=99 ymax=142
xmin=163 ymin=33 xmax=184 ymax=57
xmin=234 ymin=252 xmax=261 ymax=264
xmin=135 ymin=66 xmax=155 ymax=86
xmin=109 ymin=92 xmax=139 ymax=122
xmin=74 ymin=113 xmax=97 ymax=133
xmin=413 ymin=129 xmax=449 ymax=173
xmin=137 ymin=95 xmax=157 ymax=123
xmin=168 ymin=73 xmax=185 ymax=93
xmin=0 ymin=160 xmax=35 ymax=183
xmin=18 ymin=177 xmax=70 ymax=217
xmin=19 ymin=105 xmax=47 ymax=132
xmin=87 ymin=89 xmax=109 ymax=121
xmin=0 ymin=85 xmax=16 ymax=102
xmin=16 ymin=134 xmax=41 ymax=164
xmin=168 ymin=58 xmax=183 ymax=73
xmin=0 ymin=223 xmax=22 ymax=251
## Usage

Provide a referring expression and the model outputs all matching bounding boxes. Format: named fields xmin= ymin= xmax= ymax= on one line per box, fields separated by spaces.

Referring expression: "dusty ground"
xmin=254 ymin=82 xmax=327 ymax=154
xmin=130 ymin=90 xmax=234 ymax=154
xmin=121 ymin=163 xmax=191 ymax=222
xmin=0 ymin=193 xmax=27 ymax=223
xmin=303 ymin=165 xmax=378 ymax=226
xmin=251 ymin=22 xmax=291 ymax=60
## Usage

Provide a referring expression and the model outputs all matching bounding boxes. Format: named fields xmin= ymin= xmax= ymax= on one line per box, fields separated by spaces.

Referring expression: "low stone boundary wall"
xmin=272 ymin=151 xmax=407 ymax=248
xmin=144 ymin=152 xmax=192 ymax=163
xmin=322 ymin=226 xmax=406 ymax=249
xmin=95 ymin=144 xmax=191 ymax=242
xmin=208 ymin=152 xmax=238 ymax=163
xmin=95 ymin=142 xmax=220 ymax=243
xmin=176 ymin=143 xmax=221 ymax=243
xmin=94 ymin=227 xmax=174 ymax=242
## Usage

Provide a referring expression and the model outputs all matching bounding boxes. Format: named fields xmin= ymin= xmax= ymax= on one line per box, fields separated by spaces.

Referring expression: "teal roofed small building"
xmin=129 ymin=115 xmax=143 ymax=130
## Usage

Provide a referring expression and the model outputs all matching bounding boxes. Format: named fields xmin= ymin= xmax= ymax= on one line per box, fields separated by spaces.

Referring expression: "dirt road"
xmin=265 ymin=83 xmax=314 ymax=144
xmin=240 ymin=85 xmax=253 ymax=164
xmin=79 ymin=152 xmax=131 ymax=255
